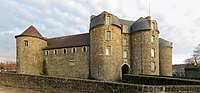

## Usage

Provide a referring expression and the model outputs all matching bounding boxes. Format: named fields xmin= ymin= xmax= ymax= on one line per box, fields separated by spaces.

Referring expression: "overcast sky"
xmin=0 ymin=0 xmax=199 ymax=64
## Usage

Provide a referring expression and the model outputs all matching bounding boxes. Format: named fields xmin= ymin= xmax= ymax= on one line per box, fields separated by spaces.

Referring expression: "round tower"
xmin=159 ymin=38 xmax=173 ymax=76
xmin=15 ymin=25 xmax=47 ymax=75
xmin=89 ymin=11 xmax=122 ymax=81
xmin=130 ymin=16 xmax=160 ymax=75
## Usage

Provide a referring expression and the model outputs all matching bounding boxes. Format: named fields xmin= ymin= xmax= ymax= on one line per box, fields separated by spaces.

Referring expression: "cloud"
xmin=0 ymin=0 xmax=200 ymax=64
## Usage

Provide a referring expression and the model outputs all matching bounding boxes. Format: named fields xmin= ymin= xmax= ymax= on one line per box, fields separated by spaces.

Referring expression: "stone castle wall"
xmin=16 ymin=36 xmax=47 ymax=75
xmin=1 ymin=73 xmax=200 ymax=93
xmin=159 ymin=46 xmax=172 ymax=76
xmin=121 ymin=33 xmax=131 ymax=68
xmin=90 ymin=25 xmax=122 ymax=81
xmin=44 ymin=46 xmax=89 ymax=79
xmin=130 ymin=30 xmax=159 ymax=75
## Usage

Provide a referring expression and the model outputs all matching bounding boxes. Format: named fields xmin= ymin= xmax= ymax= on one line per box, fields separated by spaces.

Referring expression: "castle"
xmin=15 ymin=11 xmax=172 ymax=81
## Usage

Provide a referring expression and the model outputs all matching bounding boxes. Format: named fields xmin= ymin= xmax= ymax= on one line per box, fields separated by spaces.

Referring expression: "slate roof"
xmin=90 ymin=11 xmax=121 ymax=28
xmin=131 ymin=17 xmax=151 ymax=32
xmin=44 ymin=33 xmax=90 ymax=50
xmin=159 ymin=38 xmax=173 ymax=48
xmin=15 ymin=25 xmax=44 ymax=40
xmin=90 ymin=11 xmax=157 ymax=33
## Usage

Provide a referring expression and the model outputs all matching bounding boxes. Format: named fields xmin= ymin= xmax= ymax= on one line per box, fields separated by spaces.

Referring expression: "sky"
xmin=0 ymin=0 xmax=199 ymax=64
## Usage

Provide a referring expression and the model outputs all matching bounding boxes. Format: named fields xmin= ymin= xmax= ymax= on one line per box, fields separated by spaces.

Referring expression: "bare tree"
xmin=184 ymin=44 xmax=200 ymax=66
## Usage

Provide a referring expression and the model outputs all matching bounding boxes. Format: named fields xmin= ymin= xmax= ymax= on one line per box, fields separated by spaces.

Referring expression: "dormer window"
xmin=24 ymin=40 xmax=28 ymax=46
xmin=123 ymin=25 xmax=128 ymax=33
xmin=105 ymin=16 xmax=110 ymax=25
xmin=124 ymin=28 xmax=128 ymax=33
xmin=151 ymin=22 xmax=156 ymax=30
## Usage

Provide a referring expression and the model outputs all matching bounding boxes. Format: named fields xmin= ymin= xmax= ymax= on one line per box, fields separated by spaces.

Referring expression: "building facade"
xmin=15 ymin=11 xmax=173 ymax=81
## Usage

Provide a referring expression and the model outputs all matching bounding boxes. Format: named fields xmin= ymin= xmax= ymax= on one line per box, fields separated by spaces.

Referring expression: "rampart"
xmin=0 ymin=73 xmax=200 ymax=93
xmin=123 ymin=74 xmax=200 ymax=85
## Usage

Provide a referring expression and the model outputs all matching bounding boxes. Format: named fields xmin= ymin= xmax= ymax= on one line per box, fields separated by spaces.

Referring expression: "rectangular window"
xmin=151 ymin=35 xmax=155 ymax=43
xmin=45 ymin=51 xmax=49 ymax=55
xmin=69 ymin=58 xmax=75 ymax=62
xmin=105 ymin=16 xmax=110 ymax=25
xmin=151 ymin=62 xmax=156 ymax=72
xmin=24 ymin=40 xmax=28 ymax=46
xmin=124 ymin=27 xmax=128 ymax=33
xmin=106 ymin=31 xmax=111 ymax=40
xmin=123 ymin=50 xmax=128 ymax=59
xmin=106 ymin=46 xmax=111 ymax=56
xmin=123 ymin=39 xmax=128 ymax=46
xmin=151 ymin=49 xmax=155 ymax=57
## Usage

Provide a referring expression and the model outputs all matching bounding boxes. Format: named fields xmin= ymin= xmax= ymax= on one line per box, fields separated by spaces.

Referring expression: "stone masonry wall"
xmin=90 ymin=24 xmax=122 ymax=81
xmin=159 ymin=46 xmax=172 ymax=76
xmin=131 ymin=30 xmax=159 ymax=75
xmin=123 ymin=74 xmax=200 ymax=85
xmin=1 ymin=73 xmax=200 ymax=93
xmin=16 ymin=36 xmax=47 ymax=75
xmin=121 ymin=33 xmax=131 ymax=68
xmin=44 ymin=46 xmax=89 ymax=79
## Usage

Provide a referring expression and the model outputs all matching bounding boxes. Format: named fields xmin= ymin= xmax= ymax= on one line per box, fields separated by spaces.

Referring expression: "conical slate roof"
xmin=15 ymin=25 xmax=44 ymax=40
xmin=159 ymin=38 xmax=173 ymax=48
xmin=90 ymin=11 xmax=121 ymax=29
xmin=131 ymin=17 xmax=151 ymax=32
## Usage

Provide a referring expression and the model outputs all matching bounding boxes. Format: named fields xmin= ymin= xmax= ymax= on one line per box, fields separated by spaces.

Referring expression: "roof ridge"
xmin=48 ymin=33 xmax=89 ymax=39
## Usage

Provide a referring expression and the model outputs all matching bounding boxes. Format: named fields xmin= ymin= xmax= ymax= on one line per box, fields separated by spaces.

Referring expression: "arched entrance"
xmin=122 ymin=64 xmax=129 ymax=75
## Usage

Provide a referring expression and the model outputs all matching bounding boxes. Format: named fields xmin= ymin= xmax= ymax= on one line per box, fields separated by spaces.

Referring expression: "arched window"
xmin=72 ymin=48 xmax=76 ymax=53
xmin=54 ymin=50 xmax=57 ymax=55
xmin=106 ymin=45 xmax=111 ymax=56
xmin=82 ymin=47 xmax=87 ymax=52
xmin=106 ymin=31 xmax=111 ymax=40
xmin=63 ymin=49 xmax=67 ymax=54
xmin=123 ymin=50 xmax=128 ymax=59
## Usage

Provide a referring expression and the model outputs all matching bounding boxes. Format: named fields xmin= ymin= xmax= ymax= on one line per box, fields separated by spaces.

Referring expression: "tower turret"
xmin=130 ymin=17 xmax=160 ymax=75
xmin=15 ymin=25 xmax=47 ymax=75
xmin=89 ymin=11 xmax=122 ymax=81
xmin=159 ymin=38 xmax=173 ymax=76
